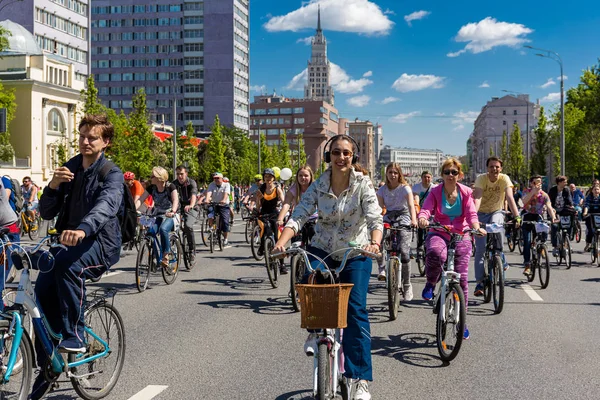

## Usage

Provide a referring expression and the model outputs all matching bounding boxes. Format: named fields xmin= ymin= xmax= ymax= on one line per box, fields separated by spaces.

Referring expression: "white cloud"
xmin=404 ymin=10 xmax=431 ymax=26
xmin=452 ymin=111 xmax=479 ymax=125
xmin=392 ymin=73 xmax=445 ymax=92
xmin=540 ymin=78 xmax=556 ymax=89
xmin=264 ymin=0 xmax=394 ymax=36
xmin=435 ymin=113 xmax=446 ymax=116
xmin=363 ymin=71 xmax=373 ymax=78
xmin=380 ymin=96 xmax=400 ymax=104
xmin=347 ymin=95 xmax=371 ymax=107
xmin=250 ymin=85 xmax=267 ymax=94
xmin=557 ymin=75 xmax=568 ymax=81
xmin=447 ymin=17 xmax=533 ymax=57
xmin=296 ymin=36 xmax=313 ymax=45
xmin=540 ymin=92 xmax=560 ymax=103
xmin=453 ymin=124 xmax=465 ymax=131
xmin=383 ymin=8 xmax=395 ymax=15
xmin=479 ymin=81 xmax=490 ymax=88
xmin=390 ymin=111 xmax=420 ymax=124
xmin=285 ymin=69 xmax=308 ymax=91
xmin=285 ymin=63 xmax=373 ymax=94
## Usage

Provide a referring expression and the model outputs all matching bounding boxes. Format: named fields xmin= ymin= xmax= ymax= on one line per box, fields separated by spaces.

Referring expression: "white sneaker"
xmin=223 ymin=239 xmax=229 ymax=246
xmin=403 ymin=284 xmax=413 ymax=301
xmin=303 ymin=333 xmax=318 ymax=356
xmin=377 ymin=267 xmax=386 ymax=281
xmin=355 ymin=380 xmax=371 ymax=400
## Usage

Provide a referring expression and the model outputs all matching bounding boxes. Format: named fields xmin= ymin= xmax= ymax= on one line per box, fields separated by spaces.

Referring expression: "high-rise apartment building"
xmin=348 ymin=119 xmax=375 ymax=178
xmin=304 ymin=6 xmax=334 ymax=106
xmin=379 ymin=146 xmax=444 ymax=184
xmin=3 ymin=0 xmax=90 ymax=80
xmin=89 ymin=0 xmax=249 ymax=134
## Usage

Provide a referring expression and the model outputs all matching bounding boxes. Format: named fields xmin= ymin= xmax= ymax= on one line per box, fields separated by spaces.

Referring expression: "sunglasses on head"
xmin=331 ymin=149 xmax=353 ymax=157
xmin=443 ymin=169 xmax=459 ymax=176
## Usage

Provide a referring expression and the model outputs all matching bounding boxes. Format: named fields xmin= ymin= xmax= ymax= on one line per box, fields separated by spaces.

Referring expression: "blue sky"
xmin=249 ymin=0 xmax=600 ymax=155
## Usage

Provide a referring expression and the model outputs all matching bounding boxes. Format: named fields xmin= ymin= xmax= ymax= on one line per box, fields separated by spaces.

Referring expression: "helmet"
xmin=254 ymin=174 xmax=263 ymax=181
xmin=123 ymin=171 xmax=135 ymax=180
xmin=263 ymin=168 xmax=275 ymax=177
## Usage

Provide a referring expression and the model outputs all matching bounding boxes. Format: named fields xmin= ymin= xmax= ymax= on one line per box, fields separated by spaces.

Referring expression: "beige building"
xmin=0 ymin=20 xmax=84 ymax=184
xmin=348 ymin=119 xmax=375 ymax=178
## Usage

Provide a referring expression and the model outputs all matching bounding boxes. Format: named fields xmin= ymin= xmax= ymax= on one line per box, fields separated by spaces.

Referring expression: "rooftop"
xmin=0 ymin=20 xmax=43 ymax=56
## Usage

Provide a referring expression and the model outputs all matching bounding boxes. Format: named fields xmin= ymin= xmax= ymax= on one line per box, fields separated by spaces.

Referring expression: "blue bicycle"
xmin=0 ymin=230 xmax=125 ymax=399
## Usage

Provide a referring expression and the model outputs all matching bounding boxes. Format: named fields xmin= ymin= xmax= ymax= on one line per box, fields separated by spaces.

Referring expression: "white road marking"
xmin=104 ymin=270 xmax=125 ymax=278
xmin=521 ymin=284 xmax=544 ymax=301
xmin=127 ymin=385 xmax=168 ymax=400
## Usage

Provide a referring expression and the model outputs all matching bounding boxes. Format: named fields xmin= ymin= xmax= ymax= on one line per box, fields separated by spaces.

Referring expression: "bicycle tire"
xmin=416 ymin=251 xmax=425 ymax=277
xmin=2 ymin=291 xmax=34 ymax=341
xmin=507 ymin=231 xmax=516 ymax=252
xmin=135 ymin=241 xmax=151 ymax=292
xmin=217 ymin=229 xmax=223 ymax=252
xmin=492 ymin=255 xmax=504 ymax=314
xmin=290 ymin=255 xmax=305 ymax=312
xmin=538 ymin=246 xmax=550 ymax=289
xmin=69 ymin=302 xmax=126 ymax=400
xmin=27 ymin=216 xmax=40 ymax=241
xmin=162 ymin=235 xmax=181 ymax=285
xmin=556 ymin=232 xmax=564 ymax=266
xmin=250 ymin=225 xmax=263 ymax=261
xmin=200 ymin=218 xmax=208 ymax=247
xmin=0 ymin=321 xmax=33 ymax=400
xmin=564 ymin=236 xmax=572 ymax=269
xmin=208 ymin=229 xmax=214 ymax=254
xmin=527 ymin=259 xmax=536 ymax=282
xmin=245 ymin=220 xmax=252 ymax=244
xmin=483 ymin=256 xmax=492 ymax=304
xmin=436 ymin=282 xmax=465 ymax=362
xmin=264 ymin=237 xmax=278 ymax=288
xmin=517 ymin=230 xmax=523 ymax=255
xmin=181 ymin=232 xmax=195 ymax=270
xmin=592 ymin=237 xmax=599 ymax=265
xmin=387 ymin=258 xmax=401 ymax=321
xmin=575 ymin=222 xmax=582 ymax=243
xmin=317 ymin=342 xmax=332 ymax=400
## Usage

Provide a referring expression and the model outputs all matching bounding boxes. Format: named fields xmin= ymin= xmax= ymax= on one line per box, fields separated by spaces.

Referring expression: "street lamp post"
xmin=524 ymin=45 xmax=565 ymax=175
xmin=501 ymin=89 xmax=530 ymax=169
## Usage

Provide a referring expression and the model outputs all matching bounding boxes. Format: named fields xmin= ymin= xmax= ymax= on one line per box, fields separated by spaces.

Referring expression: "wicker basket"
xmin=296 ymin=284 xmax=354 ymax=329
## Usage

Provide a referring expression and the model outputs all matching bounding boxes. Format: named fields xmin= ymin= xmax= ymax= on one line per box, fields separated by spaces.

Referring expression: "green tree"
xmin=278 ymin=133 xmax=291 ymax=169
xmin=0 ymin=82 xmax=16 ymax=162
xmin=164 ymin=122 xmax=200 ymax=178
xmin=499 ymin=130 xmax=509 ymax=169
xmin=296 ymin=133 xmax=307 ymax=169
xmin=80 ymin=75 xmax=104 ymax=115
xmin=205 ymin=115 xmax=225 ymax=177
xmin=259 ymin=133 xmax=275 ymax=170
xmin=531 ymin=106 xmax=552 ymax=175
xmin=489 ymin=145 xmax=494 ymax=157
xmin=507 ymin=123 xmax=526 ymax=183
xmin=0 ymin=26 xmax=10 ymax=53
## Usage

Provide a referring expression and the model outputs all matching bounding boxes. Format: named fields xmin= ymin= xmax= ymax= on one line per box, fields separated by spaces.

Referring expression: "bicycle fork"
xmin=313 ymin=329 xmax=352 ymax=398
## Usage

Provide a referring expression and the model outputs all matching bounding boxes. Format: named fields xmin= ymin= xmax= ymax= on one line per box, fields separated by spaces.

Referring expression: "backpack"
xmin=3 ymin=176 xmax=23 ymax=212
xmin=99 ymin=161 xmax=137 ymax=244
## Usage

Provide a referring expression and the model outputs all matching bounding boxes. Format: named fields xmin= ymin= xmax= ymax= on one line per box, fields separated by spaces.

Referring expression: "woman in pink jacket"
xmin=417 ymin=158 xmax=485 ymax=340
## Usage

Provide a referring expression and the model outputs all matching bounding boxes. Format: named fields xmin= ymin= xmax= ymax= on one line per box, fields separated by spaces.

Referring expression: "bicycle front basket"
xmin=296 ymin=284 xmax=354 ymax=329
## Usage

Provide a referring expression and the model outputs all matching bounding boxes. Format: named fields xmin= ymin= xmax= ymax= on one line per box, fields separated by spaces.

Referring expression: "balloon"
xmin=280 ymin=168 xmax=293 ymax=181
xmin=272 ymin=167 xmax=281 ymax=180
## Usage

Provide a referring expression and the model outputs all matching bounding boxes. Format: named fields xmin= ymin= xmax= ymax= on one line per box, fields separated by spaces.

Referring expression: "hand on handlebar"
xmin=60 ymin=229 xmax=86 ymax=246
xmin=362 ymin=244 xmax=381 ymax=258
xmin=475 ymin=227 xmax=487 ymax=236
xmin=418 ymin=217 xmax=429 ymax=229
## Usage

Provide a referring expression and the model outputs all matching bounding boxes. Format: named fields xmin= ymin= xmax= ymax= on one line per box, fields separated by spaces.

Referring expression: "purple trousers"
xmin=425 ymin=234 xmax=472 ymax=308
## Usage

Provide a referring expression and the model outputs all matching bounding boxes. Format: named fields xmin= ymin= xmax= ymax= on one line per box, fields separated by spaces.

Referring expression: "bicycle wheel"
xmin=492 ymin=255 xmax=504 ymax=314
xmin=208 ymin=228 xmax=214 ymax=254
xmin=290 ymin=255 xmax=305 ymax=312
xmin=264 ymin=237 xmax=278 ymax=288
xmin=538 ymin=246 xmax=550 ymax=289
xmin=162 ymin=235 xmax=181 ymax=285
xmin=250 ymin=225 xmax=263 ymax=261
xmin=436 ymin=282 xmax=465 ymax=362
xmin=483 ymin=256 xmax=492 ymax=304
xmin=181 ymin=233 xmax=195 ymax=270
xmin=135 ymin=241 xmax=151 ymax=293
xmin=387 ymin=258 xmax=401 ymax=321
xmin=0 ymin=319 xmax=33 ymax=400
xmin=507 ymin=231 xmax=516 ymax=252
xmin=517 ymin=230 xmax=523 ymax=255
xmin=69 ymin=303 xmax=126 ymax=400
xmin=2 ymin=292 xmax=33 ymax=341
xmin=217 ymin=230 xmax=223 ymax=252
xmin=245 ymin=220 xmax=252 ymax=244
xmin=27 ymin=216 xmax=40 ymax=241
xmin=416 ymin=249 xmax=425 ymax=277
xmin=317 ymin=342 xmax=332 ymax=400
xmin=200 ymin=218 xmax=208 ymax=247
xmin=575 ymin=222 xmax=582 ymax=243
xmin=556 ymin=233 xmax=563 ymax=266
xmin=564 ymin=236 xmax=572 ymax=270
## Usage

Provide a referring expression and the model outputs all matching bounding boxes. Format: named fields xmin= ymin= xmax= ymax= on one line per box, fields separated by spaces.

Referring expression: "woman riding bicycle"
xmin=256 ymin=168 xmax=285 ymax=271
xmin=277 ymin=165 xmax=316 ymax=246
xmin=274 ymin=135 xmax=382 ymax=400
xmin=582 ymin=185 xmax=600 ymax=251
xmin=376 ymin=162 xmax=417 ymax=301
xmin=418 ymin=158 xmax=484 ymax=340
xmin=145 ymin=167 xmax=179 ymax=267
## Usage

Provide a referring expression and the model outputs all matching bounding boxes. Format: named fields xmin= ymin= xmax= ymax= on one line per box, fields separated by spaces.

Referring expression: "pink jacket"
xmin=418 ymin=183 xmax=479 ymax=235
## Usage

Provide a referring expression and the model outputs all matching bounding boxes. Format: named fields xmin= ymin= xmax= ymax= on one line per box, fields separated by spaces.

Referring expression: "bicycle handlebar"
xmin=425 ymin=223 xmax=485 ymax=237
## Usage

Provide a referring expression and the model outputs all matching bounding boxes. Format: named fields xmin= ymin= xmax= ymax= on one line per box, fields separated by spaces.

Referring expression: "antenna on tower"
xmin=317 ymin=4 xmax=322 ymax=32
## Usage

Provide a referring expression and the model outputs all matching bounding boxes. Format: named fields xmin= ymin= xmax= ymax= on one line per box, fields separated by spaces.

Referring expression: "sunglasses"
xmin=443 ymin=169 xmax=459 ymax=176
xmin=331 ymin=149 xmax=353 ymax=157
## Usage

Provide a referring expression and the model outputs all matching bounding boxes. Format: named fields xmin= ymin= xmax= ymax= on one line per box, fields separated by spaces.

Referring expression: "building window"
xmin=267 ymin=108 xmax=279 ymax=115
xmin=503 ymin=120 xmax=507 ymax=126
xmin=503 ymin=110 xmax=506 ymax=115
xmin=293 ymin=118 xmax=305 ymax=124
xmin=48 ymin=109 xmax=65 ymax=132
xmin=513 ymin=110 xmax=517 ymax=115
xmin=280 ymin=108 xmax=292 ymax=115
xmin=293 ymin=107 xmax=304 ymax=114
xmin=513 ymin=120 xmax=517 ymax=125
xmin=254 ymin=109 xmax=266 ymax=115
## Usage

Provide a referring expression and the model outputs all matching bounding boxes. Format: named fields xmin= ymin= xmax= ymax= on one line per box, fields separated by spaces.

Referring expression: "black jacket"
xmin=40 ymin=153 xmax=123 ymax=266
xmin=548 ymin=185 xmax=574 ymax=214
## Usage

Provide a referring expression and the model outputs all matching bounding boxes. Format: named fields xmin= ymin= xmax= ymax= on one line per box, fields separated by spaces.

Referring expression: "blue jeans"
xmin=33 ymin=239 xmax=107 ymax=366
xmin=304 ymin=246 xmax=373 ymax=381
xmin=150 ymin=216 xmax=174 ymax=256
xmin=474 ymin=211 xmax=505 ymax=282
xmin=4 ymin=232 xmax=20 ymax=280
xmin=208 ymin=205 xmax=231 ymax=233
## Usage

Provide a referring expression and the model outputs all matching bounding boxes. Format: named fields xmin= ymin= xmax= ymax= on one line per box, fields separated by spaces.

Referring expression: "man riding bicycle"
xmin=548 ymin=176 xmax=575 ymax=257
xmin=472 ymin=156 xmax=520 ymax=297
xmin=21 ymin=176 xmax=39 ymax=228
xmin=412 ymin=170 xmax=436 ymax=257
xmin=569 ymin=183 xmax=584 ymax=219
xmin=172 ymin=166 xmax=198 ymax=259
xmin=204 ymin=172 xmax=231 ymax=246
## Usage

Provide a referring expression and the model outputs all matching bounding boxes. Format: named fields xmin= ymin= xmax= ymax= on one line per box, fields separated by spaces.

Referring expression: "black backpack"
xmin=99 ymin=161 xmax=137 ymax=244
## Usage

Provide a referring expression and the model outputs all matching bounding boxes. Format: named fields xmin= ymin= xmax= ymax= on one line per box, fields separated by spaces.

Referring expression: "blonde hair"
xmin=385 ymin=162 xmax=407 ymax=188
xmin=295 ymin=165 xmax=314 ymax=205
xmin=152 ymin=166 xmax=169 ymax=182
xmin=440 ymin=157 xmax=464 ymax=179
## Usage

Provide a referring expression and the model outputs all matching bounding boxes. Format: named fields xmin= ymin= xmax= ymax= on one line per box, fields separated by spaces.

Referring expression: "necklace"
xmin=445 ymin=185 xmax=457 ymax=203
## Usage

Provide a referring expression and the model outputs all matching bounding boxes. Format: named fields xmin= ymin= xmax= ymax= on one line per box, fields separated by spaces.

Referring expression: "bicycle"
xmin=135 ymin=213 xmax=182 ymax=292
xmin=19 ymin=204 xmax=41 ymax=241
xmin=554 ymin=215 xmax=572 ymax=269
xmin=272 ymin=242 xmax=379 ymax=400
xmin=289 ymin=219 xmax=316 ymax=312
xmin=381 ymin=221 xmax=412 ymax=321
xmin=425 ymin=223 xmax=481 ymax=362
xmin=586 ymin=213 xmax=600 ymax=265
xmin=261 ymin=215 xmax=281 ymax=289
xmin=178 ymin=210 xmax=196 ymax=270
xmin=413 ymin=228 xmax=426 ymax=277
xmin=204 ymin=203 xmax=225 ymax=254
xmin=1 ymin=232 xmax=125 ymax=400
xmin=570 ymin=213 xmax=582 ymax=243
xmin=249 ymin=211 xmax=264 ymax=261
xmin=480 ymin=222 xmax=505 ymax=314
xmin=521 ymin=220 xmax=551 ymax=289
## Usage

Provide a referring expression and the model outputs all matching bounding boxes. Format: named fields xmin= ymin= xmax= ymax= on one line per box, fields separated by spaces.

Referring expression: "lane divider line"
xmin=127 ymin=385 xmax=168 ymax=400
xmin=521 ymin=284 xmax=544 ymax=301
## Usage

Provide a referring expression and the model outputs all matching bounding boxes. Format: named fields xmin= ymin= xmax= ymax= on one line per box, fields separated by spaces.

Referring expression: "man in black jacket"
xmin=32 ymin=114 xmax=123 ymax=400
xmin=549 ymin=175 xmax=574 ymax=257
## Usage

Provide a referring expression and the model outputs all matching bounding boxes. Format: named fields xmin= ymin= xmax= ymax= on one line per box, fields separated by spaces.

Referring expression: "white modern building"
xmin=0 ymin=20 xmax=84 ymax=183
xmin=469 ymin=94 xmax=540 ymax=179
xmin=304 ymin=6 xmax=334 ymax=106
xmin=379 ymin=145 xmax=444 ymax=183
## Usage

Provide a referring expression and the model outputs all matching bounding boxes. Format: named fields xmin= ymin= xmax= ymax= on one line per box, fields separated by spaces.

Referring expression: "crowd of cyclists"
xmin=3 ymin=113 xmax=600 ymax=399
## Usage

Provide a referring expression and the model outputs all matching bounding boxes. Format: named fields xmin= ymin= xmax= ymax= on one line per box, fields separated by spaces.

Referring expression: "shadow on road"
xmin=182 ymin=277 xmax=273 ymax=291
xmin=198 ymin=296 xmax=296 ymax=315
xmin=581 ymin=277 xmax=600 ymax=282
xmin=274 ymin=389 xmax=314 ymax=400
xmin=371 ymin=332 xmax=448 ymax=368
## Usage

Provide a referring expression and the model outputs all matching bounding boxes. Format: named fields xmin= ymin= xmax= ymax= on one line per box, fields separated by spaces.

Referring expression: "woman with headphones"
xmin=274 ymin=135 xmax=382 ymax=400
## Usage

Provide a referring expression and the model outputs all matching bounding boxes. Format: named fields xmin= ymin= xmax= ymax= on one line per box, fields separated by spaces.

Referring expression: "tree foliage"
xmin=0 ymin=82 xmax=16 ymax=162
xmin=531 ymin=106 xmax=551 ymax=175
xmin=499 ymin=130 xmax=508 ymax=169
xmin=507 ymin=123 xmax=526 ymax=184
xmin=204 ymin=115 xmax=225 ymax=179
xmin=0 ymin=26 xmax=10 ymax=53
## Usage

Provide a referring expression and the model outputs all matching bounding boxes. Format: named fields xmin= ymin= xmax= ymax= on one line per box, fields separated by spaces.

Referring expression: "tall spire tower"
xmin=305 ymin=5 xmax=334 ymax=105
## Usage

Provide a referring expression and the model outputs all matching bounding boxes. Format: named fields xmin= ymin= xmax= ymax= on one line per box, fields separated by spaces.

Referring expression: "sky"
xmin=248 ymin=0 xmax=600 ymax=155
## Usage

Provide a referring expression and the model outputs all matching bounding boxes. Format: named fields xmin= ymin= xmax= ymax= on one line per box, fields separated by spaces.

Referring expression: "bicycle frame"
xmin=383 ymin=223 xmax=411 ymax=292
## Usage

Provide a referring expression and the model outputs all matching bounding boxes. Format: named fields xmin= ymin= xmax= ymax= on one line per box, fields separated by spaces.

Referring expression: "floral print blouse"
xmin=286 ymin=167 xmax=383 ymax=260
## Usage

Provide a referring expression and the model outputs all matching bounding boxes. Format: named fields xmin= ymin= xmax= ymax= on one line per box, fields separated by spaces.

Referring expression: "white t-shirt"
xmin=412 ymin=182 xmax=437 ymax=206
xmin=377 ymin=184 xmax=412 ymax=224
xmin=207 ymin=182 xmax=230 ymax=205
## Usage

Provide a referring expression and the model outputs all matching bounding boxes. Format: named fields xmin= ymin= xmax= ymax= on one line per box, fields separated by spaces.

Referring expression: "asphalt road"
xmin=37 ymin=221 xmax=600 ymax=400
